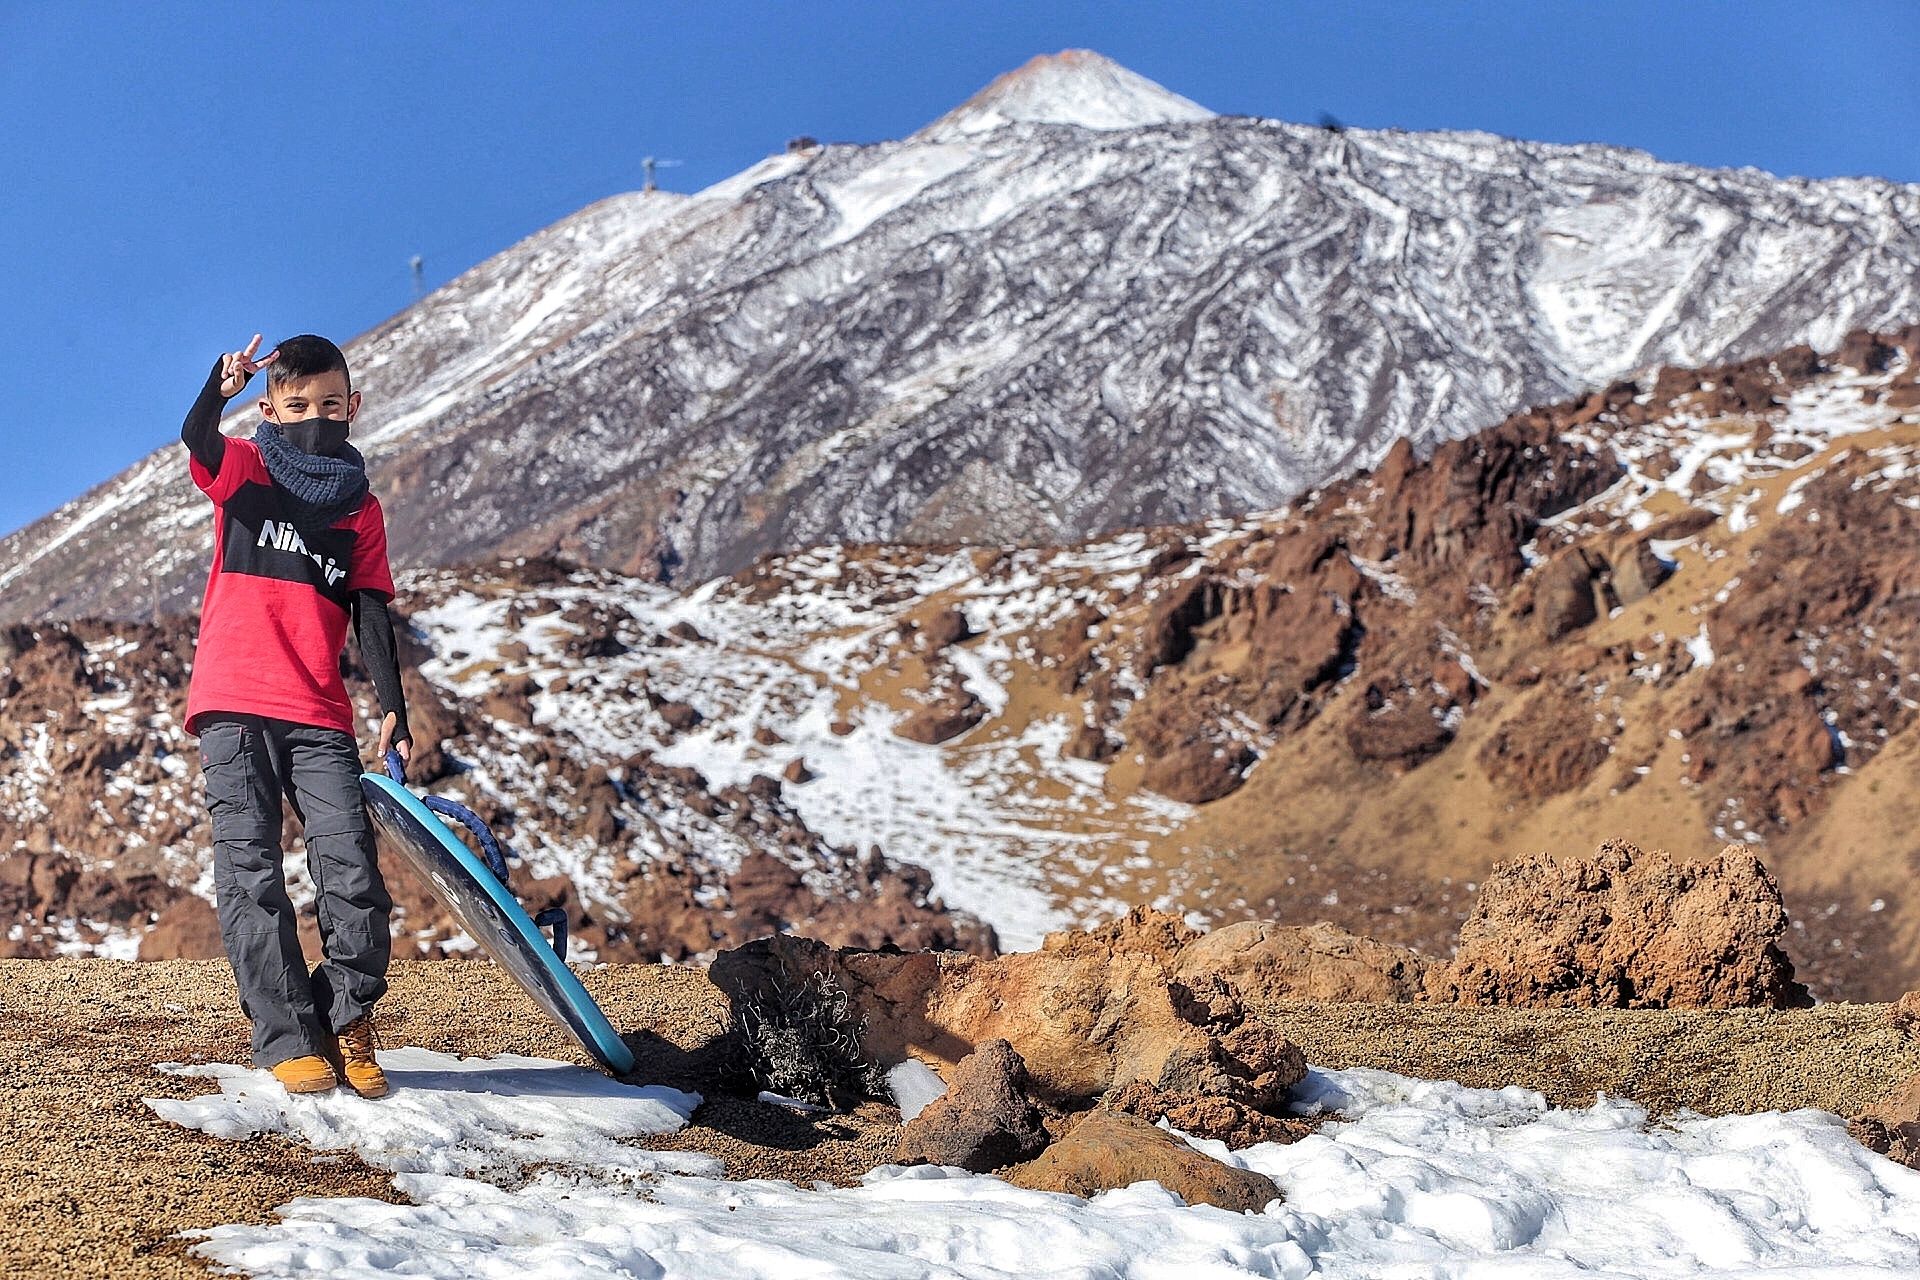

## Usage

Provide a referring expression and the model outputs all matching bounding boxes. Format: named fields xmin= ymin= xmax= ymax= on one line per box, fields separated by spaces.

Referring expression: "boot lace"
xmin=340 ymin=1015 xmax=380 ymax=1062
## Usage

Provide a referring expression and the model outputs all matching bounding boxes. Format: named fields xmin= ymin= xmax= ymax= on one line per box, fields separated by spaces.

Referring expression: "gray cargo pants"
xmin=197 ymin=713 xmax=392 ymax=1068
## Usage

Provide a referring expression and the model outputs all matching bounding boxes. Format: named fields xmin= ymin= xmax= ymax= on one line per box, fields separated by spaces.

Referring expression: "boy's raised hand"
xmin=218 ymin=333 xmax=278 ymax=397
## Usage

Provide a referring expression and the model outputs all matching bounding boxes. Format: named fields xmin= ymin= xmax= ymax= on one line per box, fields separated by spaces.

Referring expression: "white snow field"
xmin=149 ymin=1052 xmax=1920 ymax=1278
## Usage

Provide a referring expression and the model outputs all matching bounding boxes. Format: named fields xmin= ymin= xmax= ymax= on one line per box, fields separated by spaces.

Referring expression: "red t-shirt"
xmin=185 ymin=438 xmax=395 ymax=734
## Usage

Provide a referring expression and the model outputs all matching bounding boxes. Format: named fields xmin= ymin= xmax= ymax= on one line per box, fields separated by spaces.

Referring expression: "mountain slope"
xmin=6 ymin=51 xmax=1920 ymax=620
xmin=12 ymin=328 xmax=1920 ymax=999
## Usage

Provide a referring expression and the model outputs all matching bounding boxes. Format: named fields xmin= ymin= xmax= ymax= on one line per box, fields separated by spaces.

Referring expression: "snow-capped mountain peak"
xmin=6 ymin=52 xmax=1920 ymax=623
xmin=917 ymin=48 xmax=1214 ymax=139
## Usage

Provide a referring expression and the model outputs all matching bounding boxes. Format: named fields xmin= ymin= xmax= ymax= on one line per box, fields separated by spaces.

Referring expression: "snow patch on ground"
xmin=153 ymin=1055 xmax=1920 ymax=1279
xmin=146 ymin=1048 xmax=708 ymax=1180
xmin=1685 ymin=623 xmax=1716 ymax=670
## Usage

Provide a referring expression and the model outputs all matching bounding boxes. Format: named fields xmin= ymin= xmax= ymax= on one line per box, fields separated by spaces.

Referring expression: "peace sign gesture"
xmin=218 ymin=333 xmax=278 ymax=398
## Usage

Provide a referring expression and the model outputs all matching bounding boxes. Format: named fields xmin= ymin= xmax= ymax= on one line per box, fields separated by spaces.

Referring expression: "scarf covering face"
xmin=252 ymin=417 xmax=370 ymax=530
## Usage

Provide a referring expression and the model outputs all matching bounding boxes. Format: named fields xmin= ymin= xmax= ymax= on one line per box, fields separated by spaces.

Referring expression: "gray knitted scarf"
xmin=253 ymin=418 xmax=369 ymax=530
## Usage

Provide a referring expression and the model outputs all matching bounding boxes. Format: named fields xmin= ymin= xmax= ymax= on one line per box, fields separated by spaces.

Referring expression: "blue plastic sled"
xmin=360 ymin=768 xmax=636 ymax=1075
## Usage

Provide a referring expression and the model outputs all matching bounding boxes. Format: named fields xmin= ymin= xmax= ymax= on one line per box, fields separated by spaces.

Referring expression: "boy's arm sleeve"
xmin=346 ymin=497 xmax=397 ymax=597
xmin=353 ymin=590 xmax=412 ymax=748
xmin=181 ymin=359 xmax=233 ymax=476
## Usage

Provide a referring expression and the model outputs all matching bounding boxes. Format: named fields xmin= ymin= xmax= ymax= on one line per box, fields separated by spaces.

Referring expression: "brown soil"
xmin=4 ymin=958 xmax=1916 ymax=1277
xmin=0 ymin=959 xmax=895 ymax=1279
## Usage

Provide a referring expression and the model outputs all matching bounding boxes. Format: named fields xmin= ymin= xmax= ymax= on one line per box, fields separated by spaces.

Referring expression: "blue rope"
xmin=424 ymin=795 xmax=510 ymax=881
xmin=384 ymin=749 xmax=568 ymax=962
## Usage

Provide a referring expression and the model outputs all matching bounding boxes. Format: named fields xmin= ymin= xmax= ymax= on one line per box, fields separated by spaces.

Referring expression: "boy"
xmin=180 ymin=333 xmax=415 ymax=1098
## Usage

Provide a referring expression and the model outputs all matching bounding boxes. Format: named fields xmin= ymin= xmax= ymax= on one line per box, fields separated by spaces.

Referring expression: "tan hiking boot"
xmin=270 ymin=1054 xmax=338 ymax=1094
xmin=336 ymin=1015 xmax=389 ymax=1099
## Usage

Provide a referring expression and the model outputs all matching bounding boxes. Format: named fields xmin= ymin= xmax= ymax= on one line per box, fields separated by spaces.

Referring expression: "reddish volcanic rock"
xmin=1063 ymin=718 xmax=1120 ymax=762
xmin=480 ymin=673 xmax=538 ymax=726
xmin=137 ymin=896 xmax=224 ymax=961
xmin=894 ymin=1039 xmax=1049 ymax=1173
xmin=1359 ymin=413 xmax=1618 ymax=590
xmin=919 ymin=607 xmax=975 ymax=651
xmin=1532 ymin=548 xmax=1607 ymax=641
xmin=1006 ymin=1111 xmax=1281 ymax=1211
xmin=1139 ymin=736 xmax=1256 ymax=804
xmin=1175 ymin=920 xmax=1433 ymax=1003
xmin=895 ymin=692 xmax=986 ymax=745
xmin=1343 ymin=673 xmax=1457 ymax=771
xmin=625 ymin=834 xmax=995 ymax=963
xmin=1 ymin=842 xmax=206 ymax=959
xmin=656 ymin=701 xmax=704 ymax=732
xmin=1430 ymin=839 xmax=1811 ymax=1008
xmin=711 ymin=910 xmax=1304 ymax=1113
xmin=1894 ymin=991 xmax=1920 ymax=1041
xmin=1610 ymin=538 xmax=1673 ymax=604
xmin=1077 ymin=906 xmax=1199 ymax=967
xmin=1478 ymin=682 xmax=1613 ymax=799
xmin=1851 ymin=1072 xmax=1920 ymax=1170
xmin=1111 ymin=398 xmax=1618 ymax=816
xmin=1103 ymin=1079 xmax=1313 ymax=1149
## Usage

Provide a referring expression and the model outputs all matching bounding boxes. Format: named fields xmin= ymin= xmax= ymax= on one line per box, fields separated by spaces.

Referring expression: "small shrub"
xmin=732 ymin=959 xmax=886 ymax=1109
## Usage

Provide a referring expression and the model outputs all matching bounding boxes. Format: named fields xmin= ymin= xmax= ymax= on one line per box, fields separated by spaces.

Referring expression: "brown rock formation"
xmin=1063 ymin=720 xmax=1120 ymax=763
xmin=1430 ymin=840 xmax=1811 ymax=1008
xmin=1139 ymin=736 xmax=1257 ymax=804
xmin=710 ymin=910 xmax=1306 ymax=1115
xmin=0 ymin=598 xmax=991 ymax=967
xmin=1611 ymin=539 xmax=1673 ymax=604
xmin=1896 ymin=991 xmax=1920 ymax=1042
xmin=136 ymin=897 xmax=223 ymax=961
xmin=1006 ymin=1111 xmax=1281 ymax=1211
xmin=895 ymin=691 xmax=987 ymax=745
xmin=1077 ymin=905 xmax=1199 ymax=966
xmin=1176 ymin=919 xmax=1433 ymax=1003
xmin=480 ymin=673 xmax=538 ymax=726
xmin=1851 ymin=1072 xmax=1920 ymax=1170
xmin=656 ymin=701 xmax=704 ymax=732
xmin=894 ymin=1039 xmax=1049 ymax=1173
xmin=1103 ymin=1079 xmax=1313 ymax=1149
xmin=1479 ymin=679 xmax=1614 ymax=798
xmin=1533 ymin=548 xmax=1608 ymax=641
xmin=919 ymin=607 xmax=975 ymax=651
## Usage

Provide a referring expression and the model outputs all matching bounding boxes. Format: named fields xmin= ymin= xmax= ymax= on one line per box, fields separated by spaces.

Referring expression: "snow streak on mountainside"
xmin=6 ymin=49 xmax=1920 ymax=620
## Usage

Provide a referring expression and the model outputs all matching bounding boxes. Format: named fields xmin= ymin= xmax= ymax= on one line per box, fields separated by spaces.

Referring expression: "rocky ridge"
xmin=702 ymin=897 xmax=1918 ymax=1187
xmin=0 ymin=594 xmax=991 ymax=965
xmin=7 ymin=52 xmax=1920 ymax=618
xmin=8 ymin=328 xmax=1920 ymax=999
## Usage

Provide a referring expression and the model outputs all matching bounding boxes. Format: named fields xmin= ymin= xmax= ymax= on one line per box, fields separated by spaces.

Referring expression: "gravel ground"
xmin=2 ymin=958 xmax=1913 ymax=1278
xmin=1256 ymin=998 xmax=1920 ymax=1117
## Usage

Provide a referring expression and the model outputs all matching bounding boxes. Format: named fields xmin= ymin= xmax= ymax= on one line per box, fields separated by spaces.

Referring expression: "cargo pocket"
xmin=197 ymin=719 xmax=253 ymax=821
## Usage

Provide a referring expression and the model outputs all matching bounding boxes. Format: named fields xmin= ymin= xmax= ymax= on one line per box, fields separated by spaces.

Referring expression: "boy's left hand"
xmin=377 ymin=711 xmax=412 ymax=774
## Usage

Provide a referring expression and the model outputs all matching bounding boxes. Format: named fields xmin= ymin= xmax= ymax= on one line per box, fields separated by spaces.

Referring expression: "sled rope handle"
xmin=384 ymin=749 xmax=571 ymax=962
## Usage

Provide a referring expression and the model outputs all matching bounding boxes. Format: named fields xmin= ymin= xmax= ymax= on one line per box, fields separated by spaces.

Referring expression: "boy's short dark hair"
xmin=266 ymin=334 xmax=351 ymax=390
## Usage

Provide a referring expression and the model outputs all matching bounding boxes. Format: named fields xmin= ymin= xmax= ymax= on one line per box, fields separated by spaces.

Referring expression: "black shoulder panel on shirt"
xmin=221 ymin=482 xmax=359 ymax=611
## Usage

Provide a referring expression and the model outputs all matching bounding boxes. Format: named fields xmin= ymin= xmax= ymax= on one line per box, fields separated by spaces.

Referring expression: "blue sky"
xmin=2 ymin=0 xmax=1916 ymax=538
